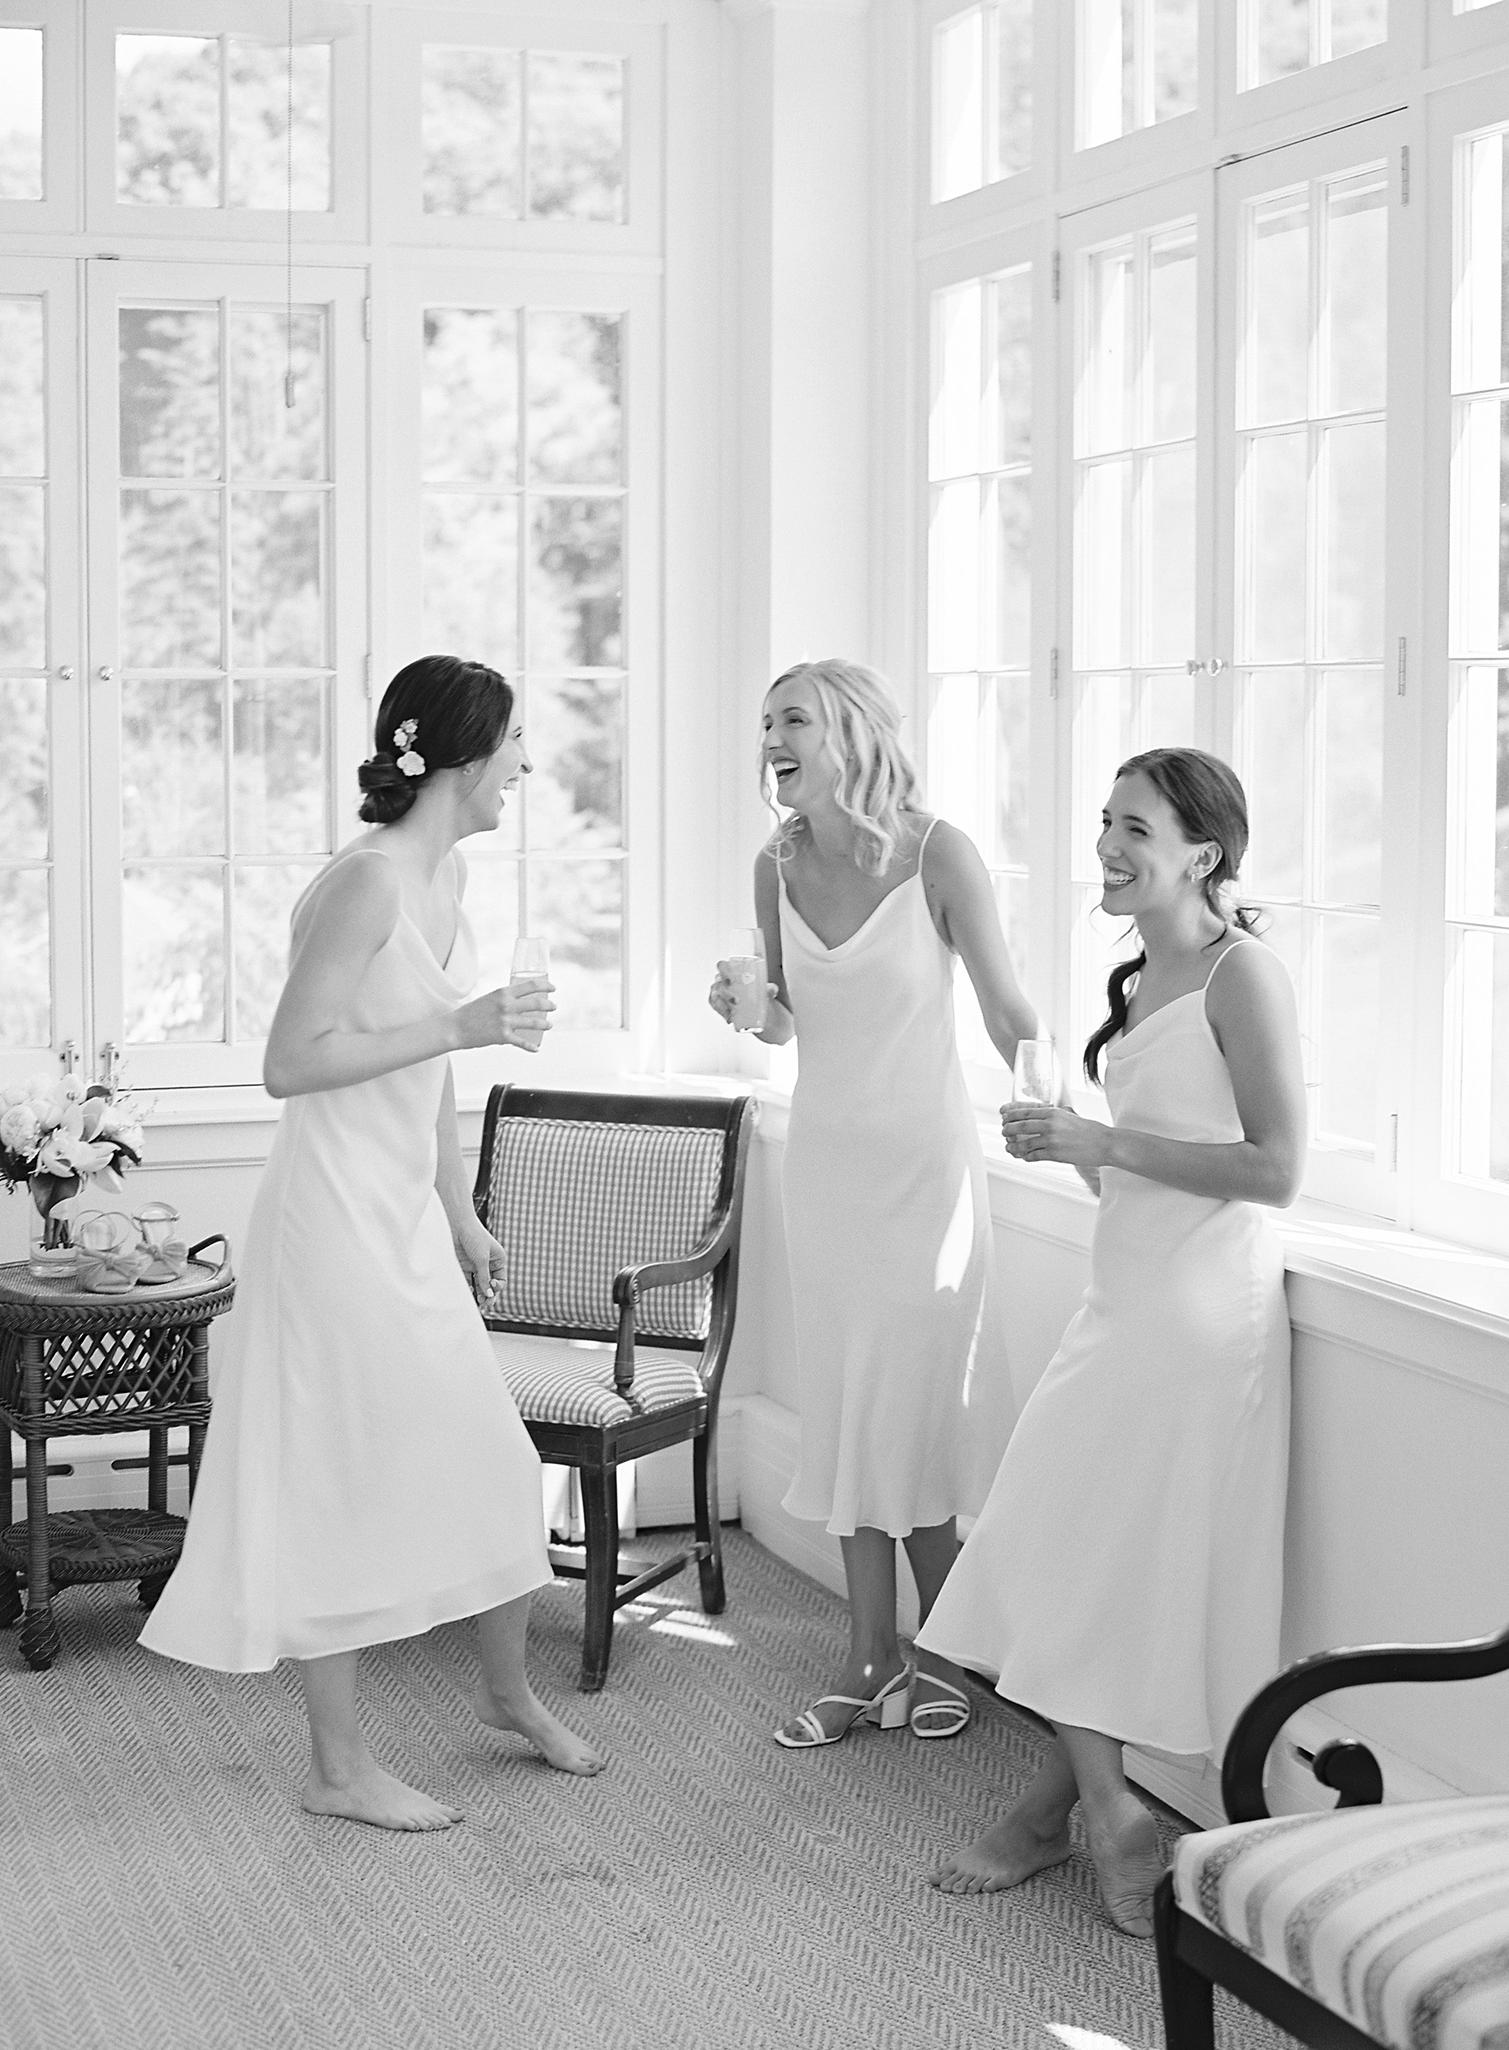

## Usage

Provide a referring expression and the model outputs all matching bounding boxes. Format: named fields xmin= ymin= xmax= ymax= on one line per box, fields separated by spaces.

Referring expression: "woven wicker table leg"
xmin=0 ymin=1427 xmax=14 ymax=1625
xmin=19 ymin=1595 xmax=59 ymax=1669
xmin=137 ymin=1571 xmax=170 ymax=1610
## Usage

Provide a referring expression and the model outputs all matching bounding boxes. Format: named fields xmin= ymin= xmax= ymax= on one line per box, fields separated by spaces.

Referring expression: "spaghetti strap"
xmin=1202 ymin=932 xmax=1257 ymax=994
xmin=917 ymin=815 xmax=941 ymax=866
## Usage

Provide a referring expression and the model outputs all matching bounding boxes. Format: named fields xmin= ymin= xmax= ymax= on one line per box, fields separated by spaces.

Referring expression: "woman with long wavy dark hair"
xmin=143 ymin=655 xmax=605 ymax=1826
xmin=917 ymin=746 xmax=1305 ymax=1936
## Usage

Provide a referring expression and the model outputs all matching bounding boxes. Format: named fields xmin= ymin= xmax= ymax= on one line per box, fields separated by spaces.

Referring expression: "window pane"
xmin=1248 ymin=196 xmax=1309 ymax=427
xmin=226 ymin=38 xmax=330 ymax=212
xmin=988 ymin=473 xmax=1031 ymax=669
xmin=1154 ymin=0 xmax=1199 ymax=124
xmin=1322 ymin=419 xmax=1384 ymax=662
xmin=1079 ymin=0 xmax=1196 ymax=148
xmin=1317 ymin=912 xmax=1378 ymax=1147
xmin=530 ymin=858 xmax=623 ymax=1026
xmin=1243 ymin=433 xmax=1307 ymax=664
xmin=231 ymin=492 xmax=325 ymax=668
xmin=0 ymin=28 xmax=43 ymax=201
xmin=1454 ymin=666 xmax=1509 ymax=923
xmin=0 ymin=869 xmax=49 ymax=1046
xmin=996 ymin=0 xmax=1033 ymax=181
xmin=423 ymin=309 xmax=519 ymax=486
xmin=1149 ymin=232 xmax=1196 ymax=443
xmin=119 ymin=308 xmax=221 ymax=480
xmin=527 ymin=53 xmax=624 ymax=224
xmin=234 ymin=862 xmax=320 ymax=1039
xmin=989 ymin=672 xmax=1031 ymax=869
xmin=230 ymin=308 xmax=326 ymax=481
xmin=1455 ymin=399 xmax=1509 ymax=656
xmin=1456 ymin=133 xmax=1509 ymax=394
xmin=1142 ymin=446 xmax=1195 ymax=665
xmin=461 ymin=851 xmax=521 ymax=987
xmin=119 ymin=490 xmax=222 ymax=668
xmin=992 ymin=269 xmax=1032 ymax=467
xmin=529 ymin=498 xmax=621 ymax=668
xmin=124 ymin=864 xmax=225 ymax=1042
xmin=0 ymin=678 xmax=46 ymax=862
xmin=121 ymin=679 xmax=224 ymax=860
xmin=1077 ymin=460 xmax=1131 ymax=669
xmin=1320 ymin=669 xmax=1382 ymax=904
xmin=931 ymin=282 xmax=982 ymax=480
xmin=116 ymin=36 xmax=219 ymax=206
xmin=933 ymin=7 xmax=984 ymax=203
xmin=0 ymin=300 xmax=44 ymax=475
xmin=1453 ymin=928 xmax=1509 ymax=1183
xmin=526 ymin=675 xmax=623 ymax=850
xmin=1244 ymin=670 xmax=1307 ymax=900
xmin=1083 ymin=249 xmax=1134 ymax=455
xmin=1326 ymin=176 xmax=1387 ymax=416
xmin=527 ymin=313 xmax=622 ymax=486
xmin=422 ymin=496 xmax=519 ymax=669
xmin=233 ymin=678 xmax=330 ymax=857
xmin=0 ymin=485 xmax=45 ymax=667
xmin=1330 ymin=0 xmax=1388 ymax=60
xmin=423 ymin=47 xmax=522 ymax=218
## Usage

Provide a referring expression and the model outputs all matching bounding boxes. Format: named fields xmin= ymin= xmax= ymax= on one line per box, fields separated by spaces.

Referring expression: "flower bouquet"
xmin=0 ymin=1070 xmax=146 ymax=1278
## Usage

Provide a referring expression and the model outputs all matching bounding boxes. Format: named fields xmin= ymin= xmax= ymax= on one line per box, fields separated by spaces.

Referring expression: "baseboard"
xmin=6 ymin=1430 xmax=192 ymax=1518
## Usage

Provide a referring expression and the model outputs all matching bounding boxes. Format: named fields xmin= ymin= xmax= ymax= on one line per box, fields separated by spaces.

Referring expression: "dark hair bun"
xmin=357 ymin=755 xmax=418 ymax=825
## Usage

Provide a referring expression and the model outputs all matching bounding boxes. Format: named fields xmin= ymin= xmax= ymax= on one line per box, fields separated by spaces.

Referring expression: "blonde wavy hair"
xmin=761 ymin=657 xmax=922 ymax=876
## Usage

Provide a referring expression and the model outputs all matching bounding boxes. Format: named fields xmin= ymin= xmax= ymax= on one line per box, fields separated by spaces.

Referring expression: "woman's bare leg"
xmin=1056 ymin=1722 xmax=1163 ymax=1937
xmin=472 ymin=1592 xmax=606 ymax=1776
xmin=775 ymin=1527 xmax=909 ymax=1743
xmin=902 ymin=1519 xmax=970 ymax=1702
xmin=931 ymin=1734 xmax=1077 ymax=1893
xmin=299 ymin=1648 xmax=463 ymax=1830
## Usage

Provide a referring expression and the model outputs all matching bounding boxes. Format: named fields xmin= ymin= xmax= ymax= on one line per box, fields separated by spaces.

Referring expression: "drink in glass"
xmin=1012 ymin=1037 xmax=1057 ymax=1104
xmin=725 ymin=928 xmax=769 ymax=1031
xmin=510 ymin=936 xmax=550 ymax=1050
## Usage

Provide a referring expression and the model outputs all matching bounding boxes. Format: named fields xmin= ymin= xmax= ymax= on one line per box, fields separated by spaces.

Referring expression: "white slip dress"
xmin=916 ymin=938 xmax=1292 ymax=1756
xmin=777 ymin=821 xmax=1015 ymax=1540
xmin=140 ymin=847 xmax=551 ymax=1673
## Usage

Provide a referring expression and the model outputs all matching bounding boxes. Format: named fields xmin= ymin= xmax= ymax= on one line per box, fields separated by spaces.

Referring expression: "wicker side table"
xmin=0 ymin=1244 xmax=234 ymax=1669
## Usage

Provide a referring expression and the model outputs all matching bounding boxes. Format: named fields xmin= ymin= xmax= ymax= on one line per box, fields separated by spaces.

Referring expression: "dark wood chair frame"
xmin=1155 ymin=1622 xmax=1509 ymax=2050
xmin=473 ymin=1085 xmax=755 ymax=1692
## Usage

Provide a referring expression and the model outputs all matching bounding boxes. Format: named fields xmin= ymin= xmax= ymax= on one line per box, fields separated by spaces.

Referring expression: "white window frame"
xmin=83 ymin=0 xmax=369 ymax=245
xmin=0 ymin=256 xmax=86 ymax=1092
xmin=373 ymin=6 xmax=663 ymax=260
xmin=0 ymin=1 xmax=79 ymax=235
xmin=1216 ymin=0 xmax=1422 ymax=133
xmin=376 ymin=261 xmax=663 ymax=1096
xmin=83 ymin=257 xmax=369 ymax=1091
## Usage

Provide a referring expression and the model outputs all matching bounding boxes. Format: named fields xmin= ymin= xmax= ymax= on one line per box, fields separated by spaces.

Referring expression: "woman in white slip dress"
xmin=142 ymin=656 xmax=604 ymax=1828
xmin=710 ymin=659 xmax=1040 ymax=1750
xmin=918 ymin=747 xmax=1305 ymax=1936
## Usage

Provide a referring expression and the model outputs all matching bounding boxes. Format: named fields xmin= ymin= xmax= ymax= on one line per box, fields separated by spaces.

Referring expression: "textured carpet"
xmin=0 ymin=1531 xmax=1294 ymax=2050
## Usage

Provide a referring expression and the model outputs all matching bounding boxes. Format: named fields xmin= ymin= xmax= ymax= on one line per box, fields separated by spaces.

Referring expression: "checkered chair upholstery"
xmin=1156 ymin=1624 xmax=1509 ymax=2050
xmin=474 ymin=1085 xmax=755 ymax=1691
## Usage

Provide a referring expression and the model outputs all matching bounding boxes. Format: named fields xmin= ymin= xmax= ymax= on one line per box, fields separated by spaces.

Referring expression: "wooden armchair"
xmin=1155 ymin=1623 xmax=1509 ymax=2050
xmin=473 ymin=1085 xmax=755 ymax=1691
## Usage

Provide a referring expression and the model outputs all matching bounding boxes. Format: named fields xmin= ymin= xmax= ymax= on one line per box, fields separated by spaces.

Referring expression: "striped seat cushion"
xmin=1173 ymin=1796 xmax=1509 ymax=2050
xmin=489 ymin=1331 xmax=706 ymax=1429
xmin=481 ymin=1118 xmax=724 ymax=1339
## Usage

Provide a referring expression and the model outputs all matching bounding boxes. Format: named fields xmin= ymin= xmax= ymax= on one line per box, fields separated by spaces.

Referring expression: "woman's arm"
xmin=922 ymin=821 xmax=1040 ymax=1067
xmin=435 ymin=1062 xmax=506 ymax=1303
xmin=262 ymin=851 xmax=551 ymax=1098
xmin=1002 ymin=942 xmax=1307 ymax=1206
xmin=748 ymin=845 xmax=795 ymax=1045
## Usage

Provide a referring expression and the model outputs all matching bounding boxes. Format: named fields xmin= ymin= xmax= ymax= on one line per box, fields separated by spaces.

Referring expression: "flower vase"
xmin=27 ymin=1194 xmax=79 ymax=1281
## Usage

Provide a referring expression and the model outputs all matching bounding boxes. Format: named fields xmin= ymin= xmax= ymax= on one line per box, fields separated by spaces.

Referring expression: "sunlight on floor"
xmin=616 ymin=1587 xmax=742 ymax=1647
xmin=1049 ymin=2024 xmax=1138 ymax=2050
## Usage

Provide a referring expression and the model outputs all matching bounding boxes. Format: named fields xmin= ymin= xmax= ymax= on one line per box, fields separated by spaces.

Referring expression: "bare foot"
xmin=302 ymin=1764 xmax=463 ymax=1832
xmin=473 ymin=1683 xmax=606 ymax=1776
xmin=1086 ymin=1798 xmax=1164 ymax=1937
xmin=930 ymin=1811 xmax=1073 ymax=1895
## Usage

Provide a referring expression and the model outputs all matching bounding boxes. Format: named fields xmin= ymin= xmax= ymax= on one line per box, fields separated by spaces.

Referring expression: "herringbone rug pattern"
xmin=0 ymin=1531 xmax=1291 ymax=2050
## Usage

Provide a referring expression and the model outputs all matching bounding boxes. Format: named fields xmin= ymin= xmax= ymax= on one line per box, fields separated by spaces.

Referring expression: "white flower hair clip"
xmin=392 ymin=719 xmax=426 ymax=778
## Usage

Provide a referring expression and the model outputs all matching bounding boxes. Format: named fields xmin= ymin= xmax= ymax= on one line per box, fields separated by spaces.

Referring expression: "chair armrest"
xmin=1222 ymin=1622 xmax=1509 ymax=1824
xmin=608 ymin=1212 xmax=739 ymax=1394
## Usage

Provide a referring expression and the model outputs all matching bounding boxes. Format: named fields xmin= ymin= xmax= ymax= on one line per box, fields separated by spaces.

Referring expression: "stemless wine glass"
xmin=509 ymin=936 xmax=550 ymax=1050
xmin=1012 ymin=1036 xmax=1058 ymax=1104
xmin=724 ymin=927 xmax=768 ymax=1032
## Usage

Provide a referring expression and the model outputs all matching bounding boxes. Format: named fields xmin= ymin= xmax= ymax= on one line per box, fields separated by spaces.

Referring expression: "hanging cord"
xmin=284 ymin=0 xmax=295 ymax=408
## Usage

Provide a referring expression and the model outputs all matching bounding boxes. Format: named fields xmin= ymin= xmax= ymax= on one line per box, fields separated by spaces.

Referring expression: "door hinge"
xmin=1049 ymin=647 xmax=1060 ymax=698
xmin=364 ymin=653 xmax=374 ymax=697
xmin=1396 ymin=635 xmax=1407 ymax=696
xmin=1389 ymin=1112 xmax=1399 ymax=1171
xmin=363 ymin=296 xmax=372 ymax=342
xmin=1051 ymin=251 xmax=1061 ymax=304
xmin=1400 ymin=145 xmax=1410 ymax=207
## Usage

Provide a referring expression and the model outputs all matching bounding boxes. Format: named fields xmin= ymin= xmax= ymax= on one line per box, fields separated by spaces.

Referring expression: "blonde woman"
xmin=711 ymin=659 xmax=1039 ymax=1748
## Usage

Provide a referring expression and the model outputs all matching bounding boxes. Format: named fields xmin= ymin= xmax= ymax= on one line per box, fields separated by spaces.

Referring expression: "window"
xmin=1239 ymin=0 xmax=1389 ymax=90
xmin=1078 ymin=0 xmax=1198 ymax=149
xmin=931 ymin=0 xmax=1034 ymax=200
xmin=0 ymin=26 xmax=43 ymax=201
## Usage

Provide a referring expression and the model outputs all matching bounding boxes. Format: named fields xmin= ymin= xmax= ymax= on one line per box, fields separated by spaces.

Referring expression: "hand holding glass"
xmin=509 ymin=937 xmax=551 ymax=1051
xmin=723 ymin=929 xmax=769 ymax=1032
xmin=1012 ymin=1037 xmax=1057 ymax=1105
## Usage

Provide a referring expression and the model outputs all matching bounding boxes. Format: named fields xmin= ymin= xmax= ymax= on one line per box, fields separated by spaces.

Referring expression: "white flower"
xmin=35 ymin=1102 xmax=115 ymax=1178
xmin=396 ymin=750 xmax=425 ymax=778
xmin=0 ymin=1104 xmax=40 ymax=1156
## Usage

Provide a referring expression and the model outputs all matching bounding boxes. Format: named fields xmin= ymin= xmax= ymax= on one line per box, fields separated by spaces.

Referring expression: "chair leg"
xmin=1154 ymin=1874 xmax=1215 ymax=2050
xmin=693 ymin=1427 xmax=725 ymax=1615
xmin=577 ymin=1463 xmax=619 ymax=1694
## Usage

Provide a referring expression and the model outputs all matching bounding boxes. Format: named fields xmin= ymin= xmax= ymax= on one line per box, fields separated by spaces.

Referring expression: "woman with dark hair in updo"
xmin=142 ymin=655 xmax=605 ymax=1826
xmin=918 ymin=747 xmax=1305 ymax=1937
